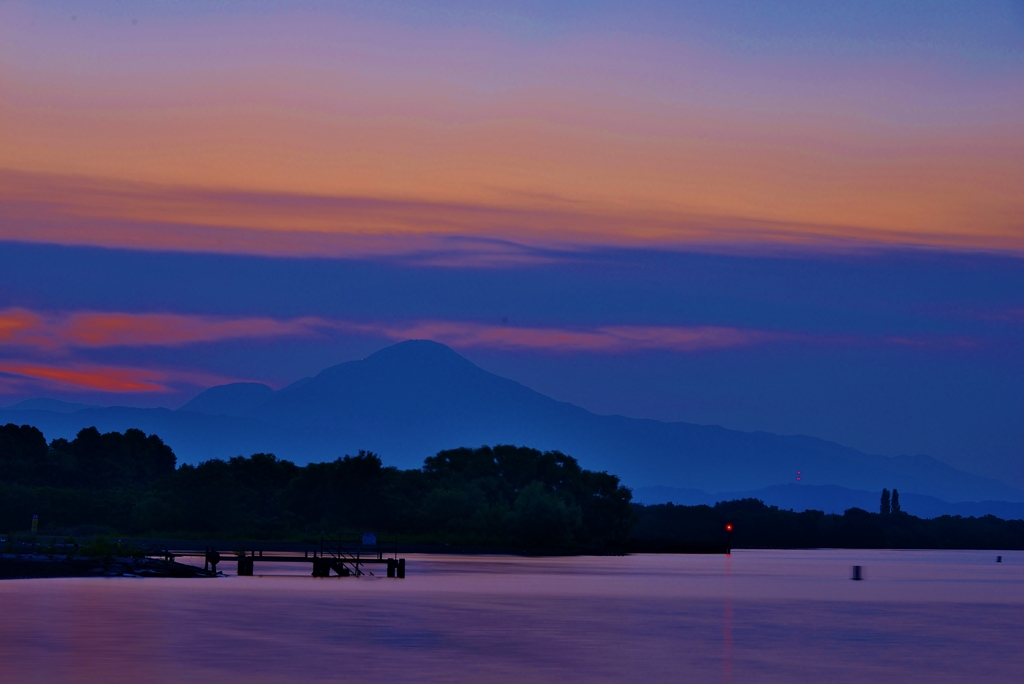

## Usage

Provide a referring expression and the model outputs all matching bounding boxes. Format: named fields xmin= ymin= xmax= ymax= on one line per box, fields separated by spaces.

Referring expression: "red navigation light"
xmin=725 ymin=523 xmax=733 ymax=532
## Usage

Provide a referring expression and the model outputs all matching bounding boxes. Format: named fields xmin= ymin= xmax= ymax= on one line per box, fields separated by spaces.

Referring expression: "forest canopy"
xmin=2 ymin=424 xmax=1023 ymax=550
xmin=0 ymin=425 xmax=632 ymax=548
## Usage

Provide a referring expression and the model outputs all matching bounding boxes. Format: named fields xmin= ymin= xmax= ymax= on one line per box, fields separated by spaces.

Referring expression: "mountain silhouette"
xmin=3 ymin=339 xmax=1023 ymax=509
xmin=179 ymin=382 xmax=273 ymax=417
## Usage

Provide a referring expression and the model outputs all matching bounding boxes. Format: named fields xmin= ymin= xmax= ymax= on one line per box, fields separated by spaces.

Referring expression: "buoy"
xmin=997 ymin=556 xmax=1002 ymax=563
xmin=851 ymin=565 xmax=863 ymax=581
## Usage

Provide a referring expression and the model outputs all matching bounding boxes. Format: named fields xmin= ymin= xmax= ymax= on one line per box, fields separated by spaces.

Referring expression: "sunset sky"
xmin=1 ymin=2 xmax=1023 ymax=484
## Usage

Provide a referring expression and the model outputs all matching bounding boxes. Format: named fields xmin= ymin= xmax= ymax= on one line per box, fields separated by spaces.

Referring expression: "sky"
xmin=1 ymin=2 xmax=1023 ymax=484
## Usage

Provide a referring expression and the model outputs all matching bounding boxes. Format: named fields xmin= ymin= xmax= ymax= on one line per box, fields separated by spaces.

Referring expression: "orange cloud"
xmin=1 ymin=307 xmax=980 ymax=358
xmin=0 ymin=362 xmax=166 ymax=392
xmin=2 ymin=307 xmax=791 ymax=355
xmin=1 ymin=169 xmax=1022 ymax=260
xmin=62 ymin=312 xmax=320 ymax=347
xmin=0 ymin=309 xmax=42 ymax=343
xmin=368 ymin=321 xmax=788 ymax=353
xmin=0 ymin=308 xmax=326 ymax=349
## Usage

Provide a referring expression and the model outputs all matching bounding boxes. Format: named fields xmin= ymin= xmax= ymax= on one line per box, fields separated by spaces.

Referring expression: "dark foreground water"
xmin=1 ymin=550 xmax=1021 ymax=683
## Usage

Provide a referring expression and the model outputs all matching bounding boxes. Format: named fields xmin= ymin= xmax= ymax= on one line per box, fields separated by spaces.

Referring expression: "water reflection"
xmin=723 ymin=552 xmax=733 ymax=683
xmin=1 ymin=550 xmax=1021 ymax=683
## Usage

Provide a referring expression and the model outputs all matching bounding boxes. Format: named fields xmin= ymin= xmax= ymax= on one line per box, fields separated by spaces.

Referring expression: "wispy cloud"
xmin=11 ymin=303 xmax=817 ymax=353
xmin=978 ymin=308 xmax=1024 ymax=323
xmin=3 ymin=171 xmax=1022 ymax=265
xmin=366 ymin=321 xmax=790 ymax=353
xmin=62 ymin=312 xmax=322 ymax=348
xmin=0 ymin=304 xmax=1000 ymax=395
xmin=0 ymin=309 xmax=44 ymax=344
xmin=0 ymin=361 xmax=167 ymax=392
xmin=0 ymin=308 xmax=325 ymax=349
xmin=1 ymin=307 xmax=786 ymax=355
xmin=1 ymin=307 xmax=988 ymax=358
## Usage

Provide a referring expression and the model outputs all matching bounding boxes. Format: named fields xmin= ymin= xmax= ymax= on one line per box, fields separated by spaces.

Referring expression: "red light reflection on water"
xmin=724 ymin=553 xmax=733 ymax=683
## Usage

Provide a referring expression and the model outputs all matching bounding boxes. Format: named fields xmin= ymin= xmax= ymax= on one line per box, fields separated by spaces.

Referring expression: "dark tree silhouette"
xmin=0 ymin=423 xmax=174 ymax=489
xmin=6 ymin=425 xmax=1024 ymax=551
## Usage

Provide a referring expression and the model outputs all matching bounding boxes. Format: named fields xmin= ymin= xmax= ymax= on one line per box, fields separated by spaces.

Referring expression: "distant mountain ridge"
xmin=4 ymin=398 xmax=102 ymax=414
xmin=635 ymin=484 xmax=1024 ymax=520
xmin=3 ymin=340 xmax=1023 ymax=512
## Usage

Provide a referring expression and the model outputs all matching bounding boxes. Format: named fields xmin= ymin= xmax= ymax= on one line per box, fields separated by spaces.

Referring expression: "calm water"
xmin=1 ymin=550 xmax=1022 ymax=683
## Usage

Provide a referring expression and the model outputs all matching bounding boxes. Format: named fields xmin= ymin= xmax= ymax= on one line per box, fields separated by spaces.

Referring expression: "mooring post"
xmin=397 ymin=558 xmax=406 ymax=579
xmin=387 ymin=558 xmax=396 ymax=578
xmin=851 ymin=565 xmax=863 ymax=581
xmin=205 ymin=549 xmax=221 ymax=574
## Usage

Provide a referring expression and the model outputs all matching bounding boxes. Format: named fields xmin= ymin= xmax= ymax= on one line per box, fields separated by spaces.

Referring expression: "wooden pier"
xmin=157 ymin=533 xmax=406 ymax=578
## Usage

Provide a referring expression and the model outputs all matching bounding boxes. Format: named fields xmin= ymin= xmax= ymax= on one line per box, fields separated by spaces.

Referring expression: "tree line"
xmin=2 ymin=424 xmax=1023 ymax=550
xmin=632 ymin=498 xmax=1024 ymax=550
xmin=0 ymin=424 xmax=632 ymax=548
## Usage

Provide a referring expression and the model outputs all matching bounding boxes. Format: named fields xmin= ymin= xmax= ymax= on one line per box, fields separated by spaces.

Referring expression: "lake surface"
xmin=1 ymin=550 xmax=1022 ymax=683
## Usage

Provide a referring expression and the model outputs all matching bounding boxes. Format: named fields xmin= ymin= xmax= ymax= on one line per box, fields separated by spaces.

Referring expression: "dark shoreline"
xmin=0 ymin=553 xmax=216 ymax=580
xmin=106 ymin=537 xmax=728 ymax=557
xmin=0 ymin=537 xmax=728 ymax=580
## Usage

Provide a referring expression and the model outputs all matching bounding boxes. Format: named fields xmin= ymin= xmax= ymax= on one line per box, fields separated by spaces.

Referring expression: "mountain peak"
xmin=3 ymin=337 xmax=1022 ymax=511
xmin=307 ymin=339 xmax=480 ymax=385
xmin=178 ymin=382 xmax=274 ymax=417
xmin=362 ymin=339 xmax=474 ymax=368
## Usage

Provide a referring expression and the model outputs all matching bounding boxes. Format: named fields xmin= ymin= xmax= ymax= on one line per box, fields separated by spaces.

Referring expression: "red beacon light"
xmin=725 ymin=523 xmax=733 ymax=532
xmin=796 ymin=470 xmax=802 ymax=482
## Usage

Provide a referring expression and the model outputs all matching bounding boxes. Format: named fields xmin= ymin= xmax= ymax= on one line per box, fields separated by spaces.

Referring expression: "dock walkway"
xmin=157 ymin=533 xmax=406 ymax=578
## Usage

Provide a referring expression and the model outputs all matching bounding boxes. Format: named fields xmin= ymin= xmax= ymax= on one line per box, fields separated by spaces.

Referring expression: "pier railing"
xmin=156 ymin=532 xmax=406 ymax=578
